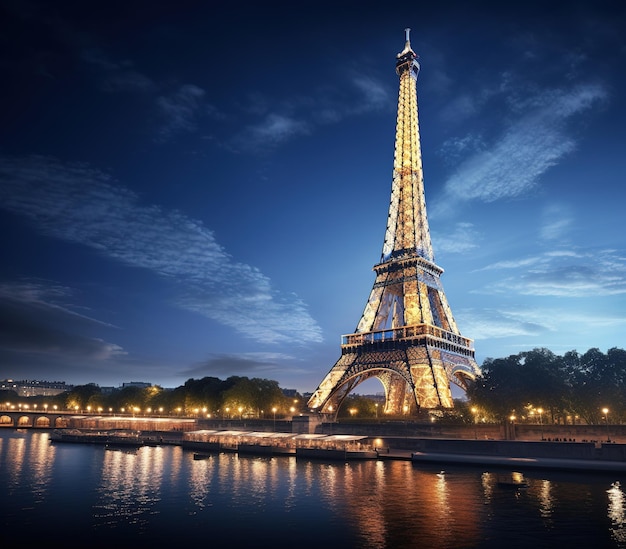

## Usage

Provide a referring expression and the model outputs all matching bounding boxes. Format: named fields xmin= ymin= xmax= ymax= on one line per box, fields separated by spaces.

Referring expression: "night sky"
xmin=1 ymin=0 xmax=625 ymax=395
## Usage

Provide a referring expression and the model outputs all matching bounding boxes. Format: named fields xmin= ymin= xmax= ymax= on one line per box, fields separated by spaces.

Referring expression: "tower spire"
xmin=308 ymin=31 xmax=480 ymax=418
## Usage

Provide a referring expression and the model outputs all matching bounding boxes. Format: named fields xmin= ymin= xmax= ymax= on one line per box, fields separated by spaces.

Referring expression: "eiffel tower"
xmin=308 ymin=29 xmax=480 ymax=417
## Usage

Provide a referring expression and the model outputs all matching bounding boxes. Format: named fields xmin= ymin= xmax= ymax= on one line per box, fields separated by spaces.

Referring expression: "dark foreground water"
xmin=2 ymin=430 xmax=626 ymax=548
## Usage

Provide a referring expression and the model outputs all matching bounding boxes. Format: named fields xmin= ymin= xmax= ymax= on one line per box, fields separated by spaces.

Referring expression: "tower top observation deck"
xmin=396 ymin=28 xmax=420 ymax=77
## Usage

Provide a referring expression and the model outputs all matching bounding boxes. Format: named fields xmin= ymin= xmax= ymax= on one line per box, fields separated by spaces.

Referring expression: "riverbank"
xmin=372 ymin=436 xmax=626 ymax=472
xmin=47 ymin=426 xmax=626 ymax=472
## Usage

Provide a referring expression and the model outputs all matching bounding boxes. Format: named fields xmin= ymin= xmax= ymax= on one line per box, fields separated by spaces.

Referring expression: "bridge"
xmin=0 ymin=410 xmax=198 ymax=431
xmin=0 ymin=410 xmax=73 ymax=428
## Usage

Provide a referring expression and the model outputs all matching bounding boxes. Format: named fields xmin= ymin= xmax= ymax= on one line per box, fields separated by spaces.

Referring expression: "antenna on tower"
xmin=405 ymin=28 xmax=411 ymax=43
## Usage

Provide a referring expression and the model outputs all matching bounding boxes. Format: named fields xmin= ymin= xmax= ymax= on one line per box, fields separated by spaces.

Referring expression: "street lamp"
xmin=471 ymin=406 xmax=478 ymax=439
xmin=375 ymin=403 xmax=379 ymax=420
xmin=537 ymin=407 xmax=544 ymax=440
xmin=602 ymin=407 xmax=610 ymax=442
xmin=272 ymin=407 xmax=277 ymax=431
xmin=328 ymin=405 xmax=333 ymax=434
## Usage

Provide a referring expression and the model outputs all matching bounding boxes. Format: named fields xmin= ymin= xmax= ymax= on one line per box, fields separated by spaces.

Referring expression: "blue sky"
xmin=1 ymin=0 xmax=625 ymax=396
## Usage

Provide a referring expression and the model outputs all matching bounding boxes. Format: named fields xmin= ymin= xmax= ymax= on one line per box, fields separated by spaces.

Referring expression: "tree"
xmin=64 ymin=384 xmax=101 ymax=411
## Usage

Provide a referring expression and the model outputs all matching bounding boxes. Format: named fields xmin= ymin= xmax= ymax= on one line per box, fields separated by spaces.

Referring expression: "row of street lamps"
xmin=471 ymin=405 xmax=613 ymax=442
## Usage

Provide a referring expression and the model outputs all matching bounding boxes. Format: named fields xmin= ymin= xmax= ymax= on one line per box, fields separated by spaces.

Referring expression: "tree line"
xmin=1 ymin=376 xmax=304 ymax=419
xmin=465 ymin=347 xmax=626 ymax=425
xmin=2 ymin=347 xmax=624 ymax=425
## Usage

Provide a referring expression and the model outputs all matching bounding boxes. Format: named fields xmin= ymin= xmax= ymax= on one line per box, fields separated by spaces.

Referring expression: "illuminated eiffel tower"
xmin=308 ymin=29 xmax=480 ymax=416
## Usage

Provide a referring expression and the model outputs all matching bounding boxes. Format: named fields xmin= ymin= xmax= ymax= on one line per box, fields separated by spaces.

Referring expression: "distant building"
xmin=121 ymin=382 xmax=152 ymax=389
xmin=0 ymin=379 xmax=73 ymax=397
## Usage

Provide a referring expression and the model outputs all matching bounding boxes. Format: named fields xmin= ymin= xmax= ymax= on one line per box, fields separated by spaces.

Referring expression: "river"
xmin=1 ymin=429 xmax=625 ymax=548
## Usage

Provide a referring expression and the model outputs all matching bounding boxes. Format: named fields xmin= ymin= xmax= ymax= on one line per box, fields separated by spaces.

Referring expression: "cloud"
xmin=433 ymin=83 xmax=607 ymax=216
xmin=479 ymin=248 xmax=626 ymax=297
xmin=181 ymin=352 xmax=296 ymax=378
xmin=81 ymin=48 xmax=157 ymax=93
xmin=232 ymin=73 xmax=391 ymax=153
xmin=349 ymin=75 xmax=389 ymax=112
xmin=433 ymin=222 xmax=480 ymax=254
xmin=540 ymin=204 xmax=573 ymax=241
xmin=243 ymin=113 xmax=311 ymax=149
xmin=465 ymin=305 xmax=626 ymax=344
xmin=156 ymin=84 xmax=212 ymax=140
xmin=0 ymin=279 xmax=125 ymax=360
xmin=0 ymin=155 xmax=323 ymax=345
xmin=457 ymin=308 xmax=546 ymax=340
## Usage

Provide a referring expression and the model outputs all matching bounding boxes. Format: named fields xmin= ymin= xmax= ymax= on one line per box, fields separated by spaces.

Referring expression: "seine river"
xmin=2 ymin=429 xmax=626 ymax=548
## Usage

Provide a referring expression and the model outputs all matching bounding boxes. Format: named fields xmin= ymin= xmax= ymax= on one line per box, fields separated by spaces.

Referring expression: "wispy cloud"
xmin=0 ymin=279 xmax=125 ymax=359
xmin=540 ymin=204 xmax=573 ymax=241
xmin=233 ymin=74 xmax=391 ymax=153
xmin=156 ymin=84 xmax=218 ymax=141
xmin=0 ymin=155 xmax=323 ymax=344
xmin=242 ymin=113 xmax=311 ymax=150
xmin=181 ymin=351 xmax=297 ymax=378
xmin=349 ymin=75 xmax=389 ymax=113
xmin=457 ymin=308 xmax=546 ymax=340
xmin=461 ymin=305 xmax=626 ymax=350
xmin=433 ymin=222 xmax=480 ymax=254
xmin=432 ymin=83 xmax=607 ymax=216
xmin=478 ymin=248 xmax=626 ymax=297
xmin=81 ymin=49 xmax=157 ymax=93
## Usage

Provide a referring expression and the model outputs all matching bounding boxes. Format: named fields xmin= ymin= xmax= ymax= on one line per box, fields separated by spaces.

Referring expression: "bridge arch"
xmin=0 ymin=412 xmax=71 ymax=428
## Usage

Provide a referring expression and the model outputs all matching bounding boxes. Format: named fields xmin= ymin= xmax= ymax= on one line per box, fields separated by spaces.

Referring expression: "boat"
xmin=496 ymin=473 xmax=528 ymax=489
xmin=294 ymin=434 xmax=378 ymax=460
xmin=49 ymin=429 xmax=144 ymax=447
xmin=105 ymin=445 xmax=139 ymax=454
xmin=49 ymin=429 xmax=109 ymax=444
xmin=295 ymin=447 xmax=378 ymax=460
xmin=193 ymin=452 xmax=212 ymax=460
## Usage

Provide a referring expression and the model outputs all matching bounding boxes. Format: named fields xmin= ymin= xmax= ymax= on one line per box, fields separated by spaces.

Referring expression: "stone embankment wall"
xmin=369 ymin=437 xmax=626 ymax=462
xmin=316 ymin=421 xmax=626 ymax=444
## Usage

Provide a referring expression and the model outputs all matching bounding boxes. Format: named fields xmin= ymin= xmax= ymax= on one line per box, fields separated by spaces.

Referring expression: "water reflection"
xmin=0 ymin=431 xmax=54 ymax=508
xmin=94 ymin=446 xmax=164 ymax=533
xmin=27 ymin=430 xmax=54 ymax=504
xmin=608 ymin=481 xmax=626 ymax=543
xmin=2 ymin=431 xmax=626 ymax=548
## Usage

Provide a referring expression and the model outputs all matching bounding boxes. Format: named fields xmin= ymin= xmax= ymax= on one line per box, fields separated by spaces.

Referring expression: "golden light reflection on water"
xmin=608 ymin=481 xmax=626 ymax=543
xmin=5 ymin=434 xmax=26 ymax=490
xmin=188 ymin=454 xmax=213 ymax=510
xmin=309 ymin=460 xmax=485 ymax=548
xmin=537 ymin=479 xmax=555 ymax=523
xmin=94 ymin=445 xmax=167 ymax=530
xmin=27 ymin=431 xmax=54 ymax=504
xmin=3 ymin=432 xmax=626 ymax=547
xmin=1 ymin=432 xmax=54 ymax=503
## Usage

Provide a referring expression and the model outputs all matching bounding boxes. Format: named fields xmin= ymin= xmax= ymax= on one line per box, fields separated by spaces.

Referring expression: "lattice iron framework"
xmin=308 ymin=29 xmax=480 ymax=417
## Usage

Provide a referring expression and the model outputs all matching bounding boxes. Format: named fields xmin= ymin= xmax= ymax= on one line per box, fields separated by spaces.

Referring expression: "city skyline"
xmin=1 ymin=1 xmax=625 ymax=395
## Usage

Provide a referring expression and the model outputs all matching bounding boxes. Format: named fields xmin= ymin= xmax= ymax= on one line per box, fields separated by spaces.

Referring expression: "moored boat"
xmin=496 ymin=472 xmax=528 ymax=489
xmin=49 ymin=429 xmax=144 ymax=447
